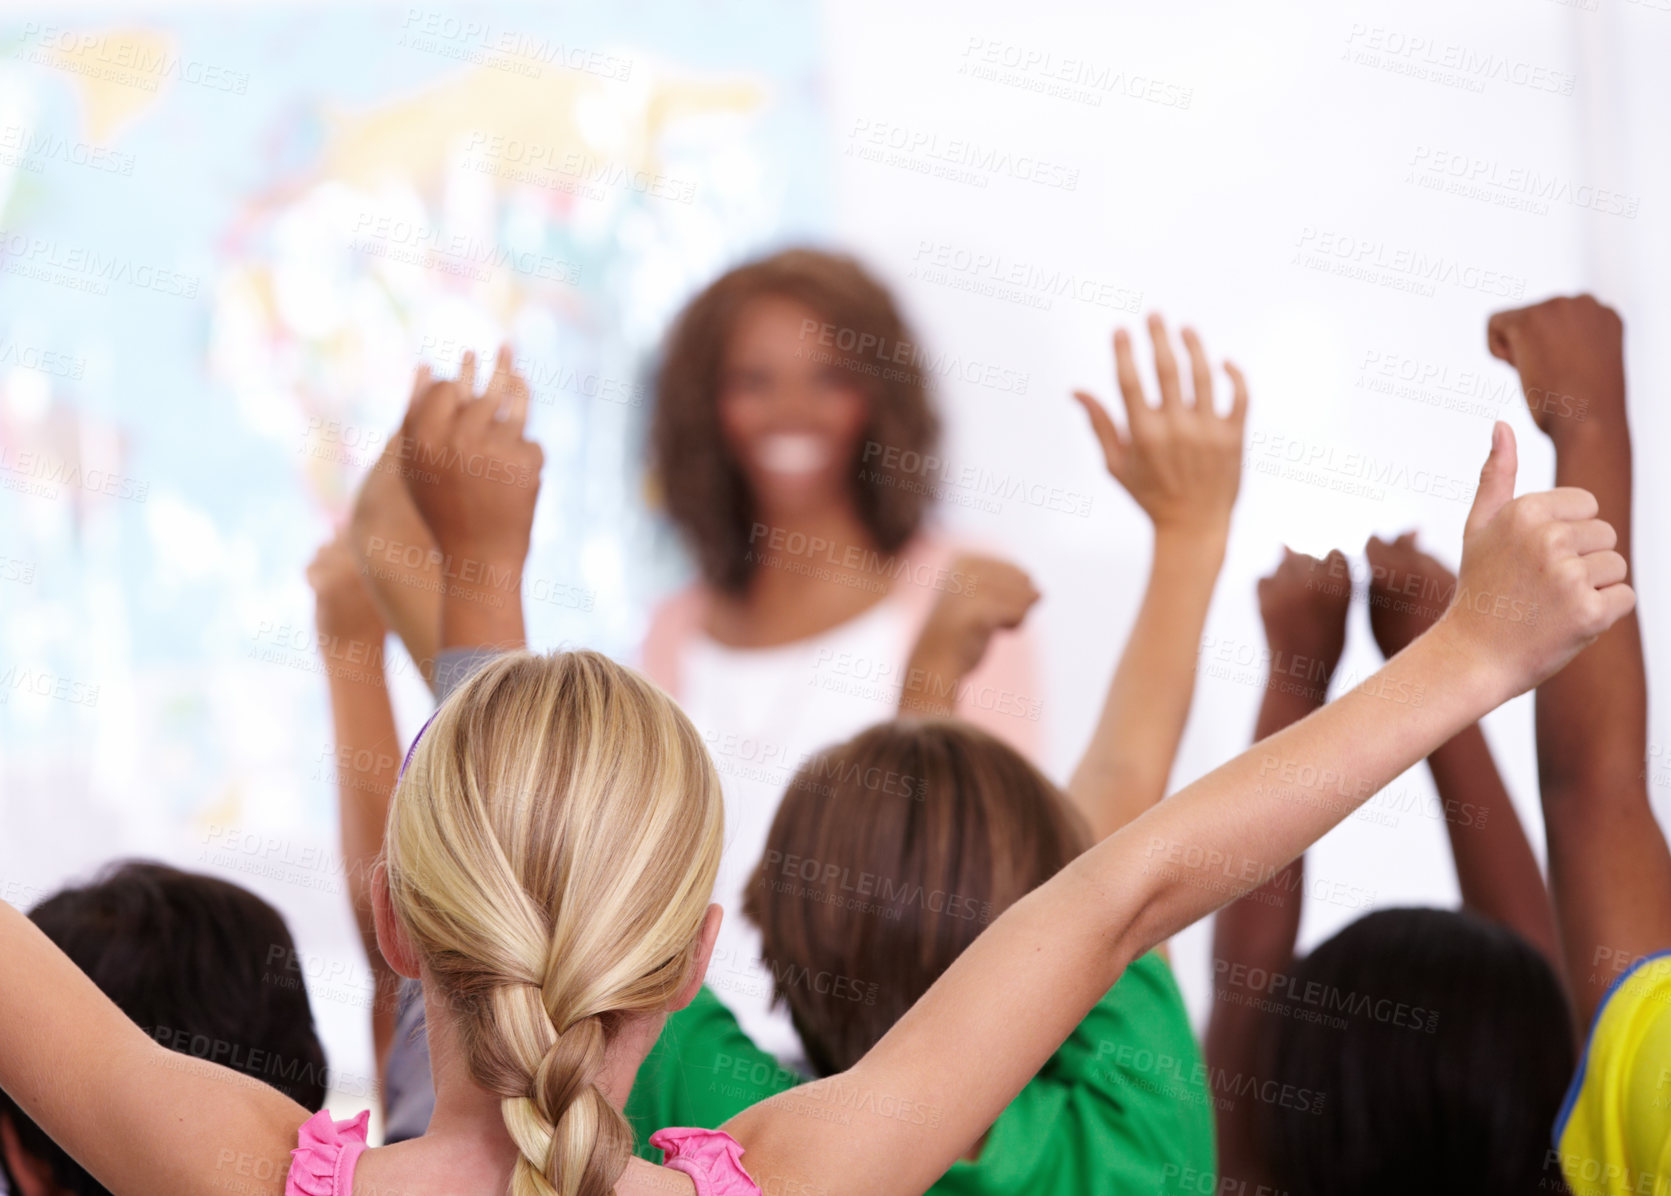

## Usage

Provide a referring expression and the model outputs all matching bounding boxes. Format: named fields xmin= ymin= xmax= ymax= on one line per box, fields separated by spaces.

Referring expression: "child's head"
xmin=0 ymin=861 xmax=326 ymax=1196
xmin=651 ymin=247 xmax=941 ymax=595
xmin=1262 ymin=906 xmax=1573 ymax=1196
xmin=743 ymin=719 xmax=1087 ymax=1076
xmin=382 ymin=650 xmax=724 ymax=1196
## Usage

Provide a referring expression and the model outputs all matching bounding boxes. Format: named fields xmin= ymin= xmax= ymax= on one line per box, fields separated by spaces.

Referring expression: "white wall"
xmin=818 ymin=0 xmax=1671 ymax=1025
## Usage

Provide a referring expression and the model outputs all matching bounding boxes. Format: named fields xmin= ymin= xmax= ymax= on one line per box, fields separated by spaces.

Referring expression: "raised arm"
xmin=727 ymin=423 xmax=1634 ymax=1196
xmin=0 ymin=428 xmax=1631 ymax=1196
xmin=898 ymin=312 xmax=1244 ymax=821
xmin=1065 ymin=314 xmax=1247 ymax=839
xmin=0 ymin=900 xmax=309 ymax=1196
xmin=305 ymin=530 xmax=404 ymax=1081
xmin=0 ymin=349 xmax=546 ymax=1196
xmin=1206 ymin=547 xmax=1349 ymax=1191
xmin=400 ymin=346 xmax=539 ymax=656
xmin=349 ymin=364 xmax=445 ymax=684
xmin=1364 ymin=531 xmax=1561 ymax=965
xmin=898 ymin=556 xmax=1039 ymax=718
xmin=1487 ymin=294 xmax=1671 ymax=1030
xmin=352 ymin=349 xmax=539 ymax=690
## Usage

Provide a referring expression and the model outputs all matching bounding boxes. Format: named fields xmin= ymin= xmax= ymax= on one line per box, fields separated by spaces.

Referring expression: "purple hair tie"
xmin=400 ymin=710 xmax=441 ymax=778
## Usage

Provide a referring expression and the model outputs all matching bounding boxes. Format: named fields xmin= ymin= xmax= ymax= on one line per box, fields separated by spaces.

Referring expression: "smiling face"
xmin=651 ymin=249 xmax=940 ymax=596
xmin=716 ymin=293 xmax=873 ymax=524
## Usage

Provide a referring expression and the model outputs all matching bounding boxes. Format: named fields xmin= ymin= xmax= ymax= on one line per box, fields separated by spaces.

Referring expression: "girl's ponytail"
xmin=490 ymin=991 xmax=629 ymax=1196
xmin=385 ymin=650 xmax=724 ymax=1195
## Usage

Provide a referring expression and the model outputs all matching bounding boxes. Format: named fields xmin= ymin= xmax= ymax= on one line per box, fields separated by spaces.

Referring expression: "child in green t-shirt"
xmin=631 ymin=314 xmax=1247 ymax=1191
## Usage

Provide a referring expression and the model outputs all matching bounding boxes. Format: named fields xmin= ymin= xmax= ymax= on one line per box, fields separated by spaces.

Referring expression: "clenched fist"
xmin=1486 ymin=294 xmax=1623 ymax=438
xmin=308 ymin=529 xmax=387 ymax=645
xmin=1256 ymin=548 xmax=1351 ymax=693
xmin=902 ymin=555 xmax=1039 ymax=715
xmin=1365 ymin=533 xmax=1455 ymax=659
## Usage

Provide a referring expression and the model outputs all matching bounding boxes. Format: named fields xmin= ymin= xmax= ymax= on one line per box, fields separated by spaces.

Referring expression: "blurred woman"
xmin=644 ymin=249 xmax=1044 ymax=1059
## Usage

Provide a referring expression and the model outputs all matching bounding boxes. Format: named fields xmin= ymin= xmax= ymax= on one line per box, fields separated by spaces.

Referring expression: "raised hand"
xmin=1257 ymin=548 xmax=1351 ymax=685
xmin=307 ymin=529 xmax=389 ymax=686
xmin=901 ymin=555 xmax=1039 ymax=716
xmin=1063 ymin=316 xmax=1247 ymax=840
xmin=308 ymin=529 xmax=387 ymax=645
xmin=1490 ymin=296 xmax=1671 ymax=1038
xmin=1365 ymin=532 xmax=1456 ymax=658
xmin=400 ymin=346 xmax=541 ymax=650
xmin=401 ymin=346 xmax=541 ymax=568
xmin=1367 ymin=523 xmax=1567 ymax=966
xmin=1437 ymin=423 xmax=1632 ymax=705
xmin=1073 ymin=313 xmax=1247 ymax=542
xmin=1486 ymin=294 xmax=1624 ymax=437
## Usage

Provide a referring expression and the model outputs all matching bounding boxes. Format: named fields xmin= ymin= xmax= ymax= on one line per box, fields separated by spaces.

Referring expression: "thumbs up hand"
xmin=1439 ymin=421 xmax=1632 ymax=704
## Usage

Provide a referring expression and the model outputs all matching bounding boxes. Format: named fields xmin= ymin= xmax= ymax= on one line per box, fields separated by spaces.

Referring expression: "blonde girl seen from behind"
xmin=384 ymin=650 xmax=724 ymax=1196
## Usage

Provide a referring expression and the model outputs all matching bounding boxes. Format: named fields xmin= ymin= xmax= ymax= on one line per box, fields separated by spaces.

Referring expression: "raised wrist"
xmin=1153 ymin=523 xmax=1229 ymax=569
xmin=899 ymin=649 xmax=963 ymax=716
xmin=319 ymin=622 xmax=387 ymax=649
xmin=902 ymin=644 xmax=966 ymax=691
xmin=440 ymin=588 xmax=526 ymax=652
xmin=1551 ymin=410 xmax=1629 ymax=454
xmin=430 ymin=532 xmax=529 ymax=573
xmin=1413 ymin=615 xmax=1510 ymax=713
xmin=1520 ymin=374 xmax=1627 ymax=447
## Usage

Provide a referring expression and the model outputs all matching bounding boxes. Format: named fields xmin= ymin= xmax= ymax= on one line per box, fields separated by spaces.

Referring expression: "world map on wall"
xmin=0 ymin=3 xmax=825 ymax=896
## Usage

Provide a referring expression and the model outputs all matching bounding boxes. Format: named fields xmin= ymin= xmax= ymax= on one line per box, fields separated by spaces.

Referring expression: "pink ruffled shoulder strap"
xmin=650 ymin=1127 xmax=762 ymax=1196
xmin=286 ymin=1109 xmax=370 ymax=1196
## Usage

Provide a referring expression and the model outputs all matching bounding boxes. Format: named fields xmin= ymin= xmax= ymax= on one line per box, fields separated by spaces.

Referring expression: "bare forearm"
xmin=1208 ymin=682 xmax=1322 ymax=988
xmin=1537 ymin=422 xmax=1671 ymax=1024
xmin=1425 ymin=723 xmax=1560 ymax=963
xmin=1111 ymin=622 xmax=1493 ymax=963
xmin=0 ymin=900 xmax=306 ymax=1196
xmin=1067 ymin=529 xmax=1227 ymax=839
xmin=1541 ymin=425 xmax=1643 ymax=792
xmin=898 ymin=651 xmax=959 ymax=717
xmin=1206 ymin=859 xmax=1300 ymax=1192
xmin=1205 ymin=672 xmax=1317 ymax=1175
xmin=323 ymin=666 xmax=404 ymax=1072
xmin=325 ymin=665 xmax=406 ymax=1078
xmin=326 ymin=672 xmax=399 ymax=919
xmin=766 ymin=623 xmax=1493 ymax=1196
xmin=439 ymin=576 xmax=527 ymax=652
xmin=351 ymin=443 xmax=442 ymax=682
xmin=1209 ymin=858 xmax=1303 ymax=1020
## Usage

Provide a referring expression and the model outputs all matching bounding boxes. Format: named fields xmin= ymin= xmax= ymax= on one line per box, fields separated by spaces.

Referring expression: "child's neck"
xmin=358 ymin=997 xmax=672 ymax=1195
xmin=421 ymin=981 xmax=661 ymax=1140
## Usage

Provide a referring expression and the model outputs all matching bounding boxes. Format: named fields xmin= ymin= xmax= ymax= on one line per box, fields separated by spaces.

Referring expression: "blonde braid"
xmin=485 ymin=987 xmax=625 ymax=1196
xmin=386 ymin=651 xmax=724 ymax=1196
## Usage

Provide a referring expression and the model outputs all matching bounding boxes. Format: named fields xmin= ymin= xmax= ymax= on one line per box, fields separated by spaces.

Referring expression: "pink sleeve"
xmin=650 ymin=1127 xmax=763 ymax=1196
xmin=639 ymin=586 xmax=708 ymax=701
xmin=286 ymin=1110 xmax=369 ymax=1196
xmin=956 ymin=616 xmax=1045 ymax=763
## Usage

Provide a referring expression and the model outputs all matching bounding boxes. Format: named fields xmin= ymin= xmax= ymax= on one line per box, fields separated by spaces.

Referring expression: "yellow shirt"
xmin=1556 ymin=951 xmax=1671 ymax=1196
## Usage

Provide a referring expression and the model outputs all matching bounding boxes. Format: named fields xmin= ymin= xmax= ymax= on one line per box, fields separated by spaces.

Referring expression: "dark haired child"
xmin=1207 ymin=538 xmax=1571 ymax=1195
xmin=0 ymin=862 xmax=327 ymax=1196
